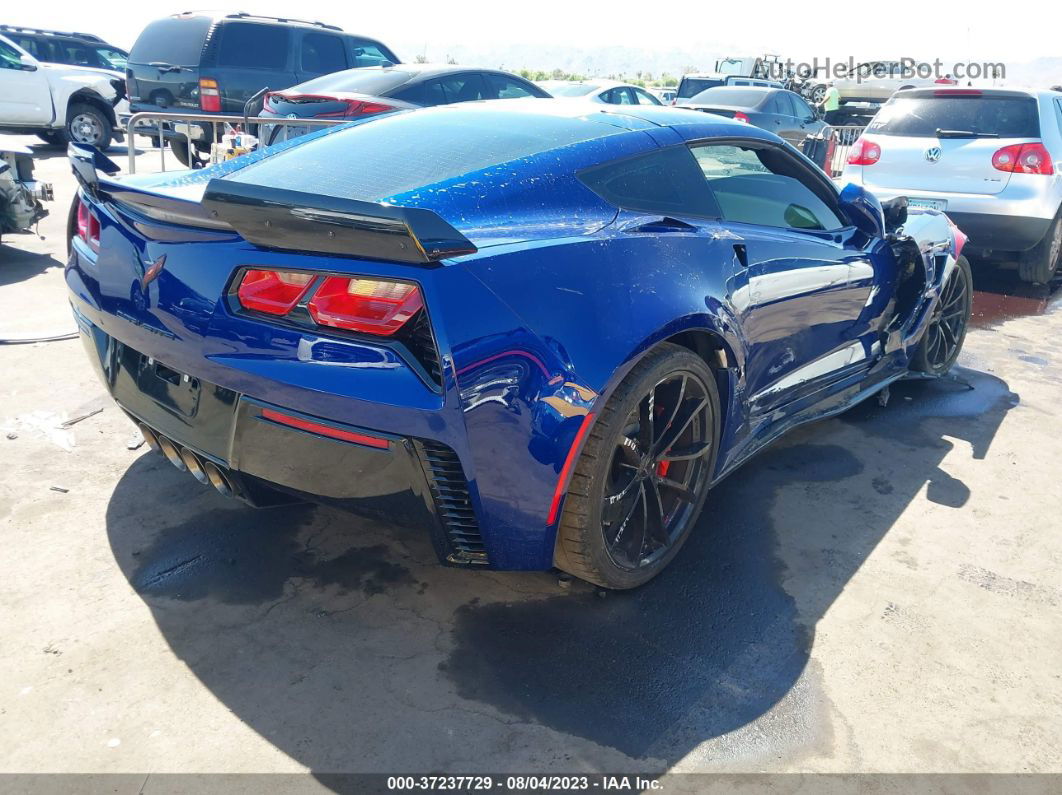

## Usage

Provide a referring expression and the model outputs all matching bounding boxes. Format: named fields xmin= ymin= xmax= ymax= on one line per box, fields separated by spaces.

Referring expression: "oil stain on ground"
xmin=131 ymin=503 xmax=414 ymax=602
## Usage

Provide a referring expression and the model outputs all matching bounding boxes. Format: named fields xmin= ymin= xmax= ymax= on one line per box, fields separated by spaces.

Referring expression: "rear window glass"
xmin=294 ymin=68 xmax=414 ymax=96
xmin=226 ymin=107 xmax=622 ymax=200
xmin=130 ymin=17 xmax=212 ymax=66
xmin=688 ymin=88 xmax=765 ymax=107
xmin=546 ymin=83 xmax=598 ymax=97
xmin=678 ymin=78 xmax=723 ymax=98
xmin=216 ymin=23 xmax=289 ymax=70
xmin=868 ymin=95 xmax=1041 ymax=138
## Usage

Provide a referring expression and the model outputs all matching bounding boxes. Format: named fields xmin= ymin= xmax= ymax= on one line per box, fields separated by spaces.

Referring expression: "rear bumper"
xmin=77 ymin=317 xmax=490 ymax=568
xmin=942 ymin=212 xmax=1051 ymax=253
xmin=847 ymin=176 xmax=1057 ymax=253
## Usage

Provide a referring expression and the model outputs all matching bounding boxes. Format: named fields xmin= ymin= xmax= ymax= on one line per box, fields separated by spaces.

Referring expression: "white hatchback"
xmin=842 ymin=87 xmax=1062 ymax=283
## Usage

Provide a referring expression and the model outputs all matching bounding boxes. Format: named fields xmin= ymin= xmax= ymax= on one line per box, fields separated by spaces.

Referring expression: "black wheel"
xmin=810 ymin=84 xmax=826 ymax=103
xmin=554 ymin=344 xmax=720 ymax=589
xmin=36 ymin=131 xmax=64 ymax=147
xmin=66 ymin=103 xmax=113 ymax=149
xmin=169 ymin=136 xmax=207 ymax=168
xmin=911 ymin=255 xmax=973 ymax=376
xmin=1019 ymin=213 xmax=1061 ymax=284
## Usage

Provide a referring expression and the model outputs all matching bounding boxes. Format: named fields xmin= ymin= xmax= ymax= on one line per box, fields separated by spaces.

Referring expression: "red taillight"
xmin=199 ymin=78 xmax=221 ymax=112
xmin=267 ymin=93 xmax=395 ymax=118
xmin=847 ymin=136 xmax=882 ymax=166
xmin=733 ymin=111 xmax=750 ymax=123
xmin=236 ymin=269 xmax=314 ymax=315
xmin=992 ymin=142 xmax=1054 ymax=175
xmin=75 ymin=196 xmax=100 ymax=251
xmin=934 ymin=77 xmax=958 ymax=85
xmin=308 ymin=277 xmax=423 ymax=335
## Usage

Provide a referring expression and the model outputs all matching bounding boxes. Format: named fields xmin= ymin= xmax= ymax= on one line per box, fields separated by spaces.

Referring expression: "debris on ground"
xmin=49 ymin=486 xmax=69 ymax=494
xmin=60 ymin=406 xmax=104 ymax=429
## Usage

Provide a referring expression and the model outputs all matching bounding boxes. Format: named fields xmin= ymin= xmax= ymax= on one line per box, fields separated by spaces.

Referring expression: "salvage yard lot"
xmin=1 ymin=137 xmax=1061 ymax=780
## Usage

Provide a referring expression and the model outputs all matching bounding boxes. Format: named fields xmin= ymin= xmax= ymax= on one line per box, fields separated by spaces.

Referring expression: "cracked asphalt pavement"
xmin=1 ymin=137 xmax=1061 ymax=783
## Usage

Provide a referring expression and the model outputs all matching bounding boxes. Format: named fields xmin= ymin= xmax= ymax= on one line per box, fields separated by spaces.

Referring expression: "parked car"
xmin=67 ymin=100 xmax=971 ymax=588
xmin=842 ymin=87 xmax=1062 ymax=283
xmin=680 ymin=86 xmax=833 ymax=165
xmin=674 ymin=73 xmax=782 ymax=105
xmin=0 ymin=25 xmax=127 ymax=72
xmin=260 ymin=64 xmax=549 ymax=144
xmin=126 ymin=11 xmax=400 ymax=166
xmin=0 ymin=33 xmax=126 ymax=148
xmin=834 ymin=60 xmax=954 ymax=105
xmin=538 ymin=80 xmax=662 ymax=106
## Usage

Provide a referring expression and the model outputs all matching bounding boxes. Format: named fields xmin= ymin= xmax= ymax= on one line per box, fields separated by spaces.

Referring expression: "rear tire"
xmin=553 ymin=344 xmax=720 ymax=589
xmin=911 ymin=255 xmax=973 ymax=376
xmin=1019 ymin=213 xmax=1061 ymax=284
xmin=169 ymin=136 xmax=208 ymax=169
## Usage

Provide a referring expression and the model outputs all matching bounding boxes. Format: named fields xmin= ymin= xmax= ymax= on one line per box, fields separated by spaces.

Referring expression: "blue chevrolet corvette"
xmin=66 ymin=101 xmax=971 ymax=588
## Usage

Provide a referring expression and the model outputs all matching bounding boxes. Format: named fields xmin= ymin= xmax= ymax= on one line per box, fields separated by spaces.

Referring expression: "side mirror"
xmin=838 ymin=183 xmax=885 ymax=239
xmin=19 ymin=55 xmax=38 ymax=72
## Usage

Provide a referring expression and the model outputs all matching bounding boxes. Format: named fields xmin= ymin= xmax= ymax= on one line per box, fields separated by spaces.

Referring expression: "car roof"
xmin=170 ymin=10 xmax=345 ymax=31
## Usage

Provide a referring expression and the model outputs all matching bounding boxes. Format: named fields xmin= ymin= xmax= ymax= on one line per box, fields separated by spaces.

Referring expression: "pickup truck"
xmin=0 ymin=33 xmax=127 ymax=149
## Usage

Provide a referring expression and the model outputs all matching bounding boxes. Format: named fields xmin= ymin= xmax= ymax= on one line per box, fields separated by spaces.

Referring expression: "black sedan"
xmin=259 ymin=64 xmax=549 ymax=143
xmin=681 ymin=86 xmax=833 ymax=164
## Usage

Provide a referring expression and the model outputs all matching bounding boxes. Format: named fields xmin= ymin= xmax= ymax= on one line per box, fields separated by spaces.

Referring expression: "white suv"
xmin=842 ymin=87 xmax=1062 ymax=283
xmin=0 ymin=33 xmax=127 ymax=149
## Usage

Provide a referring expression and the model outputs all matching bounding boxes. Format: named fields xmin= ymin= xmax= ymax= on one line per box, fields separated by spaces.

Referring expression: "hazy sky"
xmin=4 ymin=1 xmax=1051 ymax=66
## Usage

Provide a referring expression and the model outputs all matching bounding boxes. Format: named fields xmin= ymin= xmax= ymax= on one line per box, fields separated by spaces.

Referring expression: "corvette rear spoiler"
xmin=201 ymin=179 xmax=478 ymax=264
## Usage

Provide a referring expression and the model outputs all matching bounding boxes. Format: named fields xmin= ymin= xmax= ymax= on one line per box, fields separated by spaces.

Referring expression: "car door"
xmin=209 ymin=22 xmax=296 ymax=113
xmin=689 ymin=141 xmax=875 ymax=414
xmin=295 ymin=31 xmax=349 ymax=83
xmin=764 ymin=92 xmax=802 ymax=146
xmin=0 ymin=38 xmax=51 ymax=124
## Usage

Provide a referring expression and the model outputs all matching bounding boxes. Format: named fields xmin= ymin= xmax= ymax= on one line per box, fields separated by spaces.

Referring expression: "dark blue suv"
xmin=126 ymin=12 xmax=399 ymax=165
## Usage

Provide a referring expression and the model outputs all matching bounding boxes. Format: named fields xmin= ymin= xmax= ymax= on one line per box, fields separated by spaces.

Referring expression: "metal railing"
xmin=827 ymin=125 xmax=867 ymax=178
xmin=124 ymin=111 xmax=345 ymax=174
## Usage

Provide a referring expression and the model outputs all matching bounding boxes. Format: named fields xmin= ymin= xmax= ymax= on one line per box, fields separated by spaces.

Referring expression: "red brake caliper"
xmin=656 ymin=460 xmax=671 ymax=477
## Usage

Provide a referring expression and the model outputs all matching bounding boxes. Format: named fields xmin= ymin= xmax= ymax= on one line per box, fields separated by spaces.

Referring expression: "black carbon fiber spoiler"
xmin=201 ymin=178 xmax=477 ymax=264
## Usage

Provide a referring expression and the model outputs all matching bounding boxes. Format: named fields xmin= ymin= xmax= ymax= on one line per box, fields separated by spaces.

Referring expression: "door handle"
xmin=733 ymin=244 xmax=749 ymax=269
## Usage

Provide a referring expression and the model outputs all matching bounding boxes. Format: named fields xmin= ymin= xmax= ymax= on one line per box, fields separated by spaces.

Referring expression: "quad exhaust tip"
xmin=202 ymin=461 xmax=233 ymax=497
xmin=156 ymin=435 xmax=186 ymax=471
xmin=179 ymin=447 xmax=209 ymax=484
xmin=143 ymin=424 xmax=235 ymax=497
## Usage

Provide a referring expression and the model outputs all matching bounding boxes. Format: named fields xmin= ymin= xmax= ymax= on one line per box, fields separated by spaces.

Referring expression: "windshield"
xmin=544 ymin=83 xmax=598 ymax=97
xmin=129 ymin=16 xmax=212 ymax=66
xmin=716 ymin=58 xmax=747 ymax=75
xmin=867 ymin=94 xmax=1041 ymax=138
xmin=292 ymin=68 xmax=415 ymax=96
xmin=96 ymin=47 xmax=127 ymax=70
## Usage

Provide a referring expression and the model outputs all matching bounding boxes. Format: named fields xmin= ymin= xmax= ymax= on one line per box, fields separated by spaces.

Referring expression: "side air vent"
xmin=418 ymin=440 xmax=488 ymax=565
xmin=401 ymin=310 xmax=443 ymax=387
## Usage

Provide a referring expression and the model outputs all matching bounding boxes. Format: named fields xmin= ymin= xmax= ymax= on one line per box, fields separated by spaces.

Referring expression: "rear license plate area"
xmin=908 ymin=198 xmax=947 ymax=211
xmin=134 ymin=354 xmax=201 ymax=418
